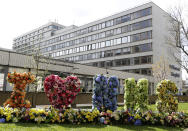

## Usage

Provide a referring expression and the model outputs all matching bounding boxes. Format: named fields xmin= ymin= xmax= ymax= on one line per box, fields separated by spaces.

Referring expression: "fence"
xmin=0 ymin=92 xmax=187 ymax=107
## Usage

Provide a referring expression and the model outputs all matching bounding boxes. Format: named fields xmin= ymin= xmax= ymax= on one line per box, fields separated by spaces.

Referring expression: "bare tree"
xmin=167 ymin=6 xmax=188 ymax=73
xmin=152 ymin=56 xmax=171 ymax=82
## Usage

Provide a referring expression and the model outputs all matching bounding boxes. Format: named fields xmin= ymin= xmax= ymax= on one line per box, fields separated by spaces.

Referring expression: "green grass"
xmin=118 ymin=103 xmax=188 ymax=112
xmin=0 ymin=123 xmax=185 ymax=131
xmin=148 ymin=103 xmax=188 ymax=112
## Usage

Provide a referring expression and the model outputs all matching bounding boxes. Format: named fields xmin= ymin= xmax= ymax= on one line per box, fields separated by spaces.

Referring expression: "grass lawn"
xmin=148 ymin=103 xmax=188 ymax=112
xmin=0 ymin=123 xmax=185 ymax=131
xmin=118 ymin=103 xmax=188 ymax=112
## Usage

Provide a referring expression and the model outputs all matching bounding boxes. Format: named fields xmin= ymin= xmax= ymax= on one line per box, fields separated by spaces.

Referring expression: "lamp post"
xmin=105 ymin=60 xmax=111 ymax=76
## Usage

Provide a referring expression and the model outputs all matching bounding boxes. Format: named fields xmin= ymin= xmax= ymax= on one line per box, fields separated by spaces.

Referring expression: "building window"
xmin=115 ymin=60 xmax=122 ymax=66
xmin=115 ymin=49 xmax=121 ymax=56
xmin=106 ymin=40 xmax=111 ymax=47
xmin=114 ymin=28 xmax=122 ymax=35
xmin=92 ymin=44 xmax=96 ymax=50
xmin=100 ymin=61 xmax=105 ymax=67
xmin=101 ymin=51 xmax=105 ymax=58
xmin=93 ymin=62 xmax=98 ymax=67
xmin=141 ymin=56 xmax=152 ymax=64
xmin=101 ymin=22 xmax=106 ymax=28
xmin=80 ymin=46 xmax=84 ymax=52
xmin=117 ymin=38 xmax=121 ymax=44
xmin=114 ymin=17 xmax=122 ymax=25
xmin=134 ymin=57 xmax=140 ymax=65
xmin=122 ymin=59 xmax=130 ymax=66
xmin=133 ymin=43 xmax=152 ymax=53
xmin=101 ymin=42 xmax=105 ymax=48
xmin=122 ymin=36 xmax=128 ymax=43
xmin=171 ymin=72 xmax=180 ymax=77
xmin=121 ymin=14 xmax=131 ymax=23
xmin=122 ymin=47 xmax=131 ymax=54
xmin=105 ymin=50 xmax=113 ymax=57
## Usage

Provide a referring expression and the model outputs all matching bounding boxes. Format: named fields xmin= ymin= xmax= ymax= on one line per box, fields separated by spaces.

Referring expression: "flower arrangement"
xmin=3 ymin=71 xmax=35 ymax=108
xmin=44 ymin=75 xmax=81 ymax=110
xmin=0 ymin=106 xmax=187 ymax=127
xmin=92 ymin=74 xmax=108 ymax=111
xmin=92 ymin=75 xmax=119 ymax=111
xmin=156 ymin=80 xmax=178 ymax=113
xmin=124 ymin=78 xmax=137 ymax=113
xmin=135 ymin=78 xmax=148 ymax=112
xmin=124 ymin=78 xmax=149 ymax=114
xmin=107 ymin=76 xmax=119 ymax=111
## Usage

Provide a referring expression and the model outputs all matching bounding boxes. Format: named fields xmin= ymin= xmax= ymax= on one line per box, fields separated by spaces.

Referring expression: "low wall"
xmin=0 ymin=92 xmax=187 ymax=107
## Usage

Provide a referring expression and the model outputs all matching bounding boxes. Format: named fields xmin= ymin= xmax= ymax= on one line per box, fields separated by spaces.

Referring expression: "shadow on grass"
xmin=15 ymin=122 xmax=51 ymax=128
xmin=113 ymin=124 xmax=184 ymax=131
xmin=8 ymin=123 xmax=185 ymax=131
xmin=56 ymin=123 xmax=107 ymax=129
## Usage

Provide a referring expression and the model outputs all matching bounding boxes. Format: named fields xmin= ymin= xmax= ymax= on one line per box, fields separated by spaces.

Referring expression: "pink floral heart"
xmin=44 ymin=74 xmax=81 ymax=109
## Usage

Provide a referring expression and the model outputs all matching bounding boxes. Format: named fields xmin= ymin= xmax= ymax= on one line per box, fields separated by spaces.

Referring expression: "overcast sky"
xmin=0 ymin=0 xmax=187 ymax=79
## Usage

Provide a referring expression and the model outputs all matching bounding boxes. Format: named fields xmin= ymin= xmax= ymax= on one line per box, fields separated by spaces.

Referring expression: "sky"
xmin=0 ymin=0 xmax=188 ymax=79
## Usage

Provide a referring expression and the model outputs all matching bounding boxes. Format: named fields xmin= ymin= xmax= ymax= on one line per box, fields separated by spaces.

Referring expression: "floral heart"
xmin=44 ymin=74 xmax=81 ymax=109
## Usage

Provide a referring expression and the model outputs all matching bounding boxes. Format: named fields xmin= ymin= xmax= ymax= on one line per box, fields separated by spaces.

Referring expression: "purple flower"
xmin=100 ymin=117 xmax=105 ymax=123
xmin=0 ymin=118 xmax=5 ymax=123
xmin=134 ymin=119 xmax=142 ymax=126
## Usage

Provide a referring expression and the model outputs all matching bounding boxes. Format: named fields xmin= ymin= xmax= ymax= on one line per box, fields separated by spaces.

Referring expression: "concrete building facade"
xmin=12 ymin=2 xmax=182 ymax=94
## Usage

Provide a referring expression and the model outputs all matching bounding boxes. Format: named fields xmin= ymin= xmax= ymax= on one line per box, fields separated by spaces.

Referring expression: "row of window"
xmin=39 ymin=19 xmax=151 ymax=53
xmin=85 ymin=55 xmax=153 ymax=68
xmin=171 ymin=72 xmax=180 ymax=78
xmin=17 ymin=18 xmax=152 ymax=54
xmin=45 ymin=30 xmax=152 ymax=58
xmin=123 ymin=68 xmax=152 ymax=76
xmin=39 ymin=8 xmax=151 ymax=47
xmin=15 ymin=9 xmax=152 ymax=52
xmin=169 ymin=64 xmax=180 ymax=71
xmin=60 ymin=43 xmax=152 ymax=63
xmin=14 ymin=25 xmax=62 ymax=42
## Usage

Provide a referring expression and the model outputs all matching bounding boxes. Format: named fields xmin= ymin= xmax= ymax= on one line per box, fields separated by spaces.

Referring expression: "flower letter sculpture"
xmin=92 ymin=75 xmax=119 ymax=112
xmin=136 ymin=78 xmax=148 ymax=112
xmin=124 ymin=78 xmax=137 ymax=113
xmin=4 ymin=71 xmax=35 ymax=108
xmin=156 ymin=79 xmax=178 ymax=113
xmin=124 ymin=78 xmax=149 ymax=113
xmin=107 ymin=76 xmax=119 ymax=111
xmin=44 ymin=75 xmax=81 ymax=110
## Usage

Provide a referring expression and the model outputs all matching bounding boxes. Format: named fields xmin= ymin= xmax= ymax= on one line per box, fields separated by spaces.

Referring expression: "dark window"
xmin=121 ymin=15 xmax=131 ymax=23
xmin=115 ymin=60 xmax=122 ymax=66
xmin=131 ymin=31 xmax=152 ymax=42
xmin=93 ymin=63 xmax=98 ymax=67
xmin=100 ymin=61 xmax=105 ymax=67
xmin=104 ymin=50 xmax=113 ymax=57
xmin=134 ymin=57 xmax=140 ymax=65
xmin=141 ymin=56 xmax=148 ymax=64
xmin=141 ymin=56 xmax=152 ymax=64
xmin=134 ymin=69 xmax=140 ymax=74
xmin=122 ymin=59 xmax=130 ymax=66
xmin=106 ymin=61 xmax=113 ymax=67
xmin=133 ymin=43 xmax=152 ymax=53
xmin=114 ymin=17 xmax=122 ymax=25
xmin=171 ymin=72 xmax=180 ymax=77
xmin=131 ymin=7 xmax=152 ymax=20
